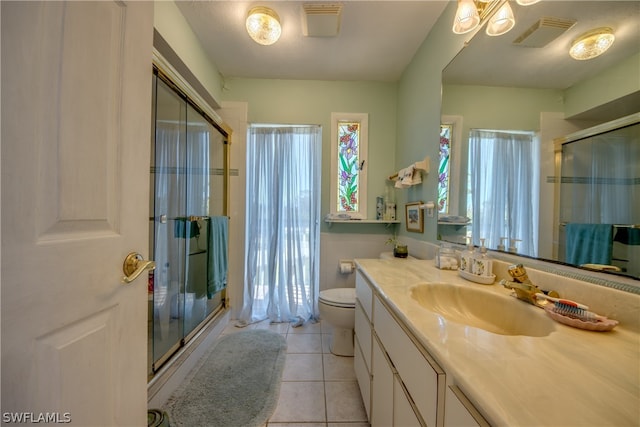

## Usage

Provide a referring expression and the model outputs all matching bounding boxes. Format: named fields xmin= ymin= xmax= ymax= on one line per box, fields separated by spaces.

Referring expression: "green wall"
xmin=565 ymin=52 xmax=640 ymax=117
xmin=221 ymin=78 xmax=398 ymax=233
xmin=441 ymin=85 xmax=563 ymax=212
xmin=442 ymin=85 xmax=563 ymax=131
xmin=154 ymin=1 xmax=224 ymax=104
xmin=395 ymin=2 xmax=470 ymax=243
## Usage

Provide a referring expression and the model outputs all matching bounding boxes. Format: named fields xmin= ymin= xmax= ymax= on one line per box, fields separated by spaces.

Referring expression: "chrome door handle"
xmin=122 ymin=252 xmax=156 ymax=284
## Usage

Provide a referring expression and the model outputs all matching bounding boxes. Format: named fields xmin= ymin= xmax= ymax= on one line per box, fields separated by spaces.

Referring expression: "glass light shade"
xmin=486 ymin=2 xmax=515 ymax=36
xmin=569 ymin=27 xmax=615 ymax=60
xmin=453 ymin=0 xmax=481 ymax=34
xmin=516 ymin=0 xmax=541 ymax=5
xmin=246 ymin=6 xmax=281 ymax=46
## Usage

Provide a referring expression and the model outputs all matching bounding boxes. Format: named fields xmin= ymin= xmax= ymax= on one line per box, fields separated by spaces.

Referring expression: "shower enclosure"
xmin=148 ymin=67 xmax=229 ymax=377
xmin=557 ymin=114 xmax=639 ymax=277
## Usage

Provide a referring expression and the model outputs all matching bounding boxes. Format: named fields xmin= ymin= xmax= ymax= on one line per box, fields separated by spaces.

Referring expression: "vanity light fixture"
xmin=452 ymin=0 xmax=536 ymax=37
xmin=569 ymin=27 xmax=615 ymax=60
xmin=452 ymin=0 xmax=481 ymax=35
xmin=246 ymin=6 xmax=282 ymax=46
xmin=486 ymin=1 xmax=515 ymax=36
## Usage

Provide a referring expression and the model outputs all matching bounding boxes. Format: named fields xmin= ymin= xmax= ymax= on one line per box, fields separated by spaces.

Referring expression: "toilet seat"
xmin=319 ymin=288 xmax=356 ymax=308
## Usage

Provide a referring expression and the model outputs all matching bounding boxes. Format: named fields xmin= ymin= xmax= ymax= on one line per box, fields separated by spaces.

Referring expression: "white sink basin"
xmin=409 ymin=283 xmax=556 ymax=337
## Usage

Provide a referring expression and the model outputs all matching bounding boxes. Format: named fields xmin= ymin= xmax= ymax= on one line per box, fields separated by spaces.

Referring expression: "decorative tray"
xmin=458 ymin=269 xmax=495 ymax=285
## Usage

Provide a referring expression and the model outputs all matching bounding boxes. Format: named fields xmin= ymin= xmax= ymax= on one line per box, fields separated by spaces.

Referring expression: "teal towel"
xmin=207 ymin=216 xmax=228 ymax=298
xmin=174 ymin=218 xmax=200 ymax=239
xmin=565 ymin=223 xmax=613 ymax=266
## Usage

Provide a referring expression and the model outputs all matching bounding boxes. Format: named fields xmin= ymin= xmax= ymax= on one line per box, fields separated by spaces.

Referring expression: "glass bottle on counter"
xmin=460 ymin=237 xmax=475 ymax=273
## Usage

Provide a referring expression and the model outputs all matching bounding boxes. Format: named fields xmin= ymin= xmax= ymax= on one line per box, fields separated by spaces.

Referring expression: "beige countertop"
xmin=355 ymin=258 xmax=640 ymax=427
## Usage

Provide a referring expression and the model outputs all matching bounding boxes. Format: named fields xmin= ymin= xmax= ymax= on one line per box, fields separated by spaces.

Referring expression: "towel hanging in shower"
xmin=565 ymin=223 xmax=613 ymax=266
xmin=207 ymin=216 xmax=228 ymax=298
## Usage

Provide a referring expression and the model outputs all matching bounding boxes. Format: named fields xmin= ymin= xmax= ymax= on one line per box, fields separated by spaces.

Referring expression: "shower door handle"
xmin=122 ymin=252 xmax=156 ymax=284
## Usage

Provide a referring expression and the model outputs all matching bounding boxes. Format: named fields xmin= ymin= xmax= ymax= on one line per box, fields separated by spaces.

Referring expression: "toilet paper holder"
xmin=339 ymin=259 xmax=355 ymax=274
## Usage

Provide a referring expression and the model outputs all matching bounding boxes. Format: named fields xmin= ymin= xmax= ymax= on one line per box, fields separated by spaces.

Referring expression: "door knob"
xmin=122 ymin=252 xmax=156 ymax=284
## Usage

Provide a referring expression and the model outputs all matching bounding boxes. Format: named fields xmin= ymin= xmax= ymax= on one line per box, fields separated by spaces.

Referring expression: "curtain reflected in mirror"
xmin=468 ymin=130 xmax=539 ymax=257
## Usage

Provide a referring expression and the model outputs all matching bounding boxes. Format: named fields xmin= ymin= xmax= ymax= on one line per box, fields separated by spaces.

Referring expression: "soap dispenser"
xmin=460 ymin=237 xmax=475 ymax=273
xmin=473 ymin=238 xmax=493 ymax=277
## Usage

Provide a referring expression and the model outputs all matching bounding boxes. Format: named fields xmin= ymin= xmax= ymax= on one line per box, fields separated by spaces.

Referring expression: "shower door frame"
xmin=149 ymin=64 xmax=231 ymax=377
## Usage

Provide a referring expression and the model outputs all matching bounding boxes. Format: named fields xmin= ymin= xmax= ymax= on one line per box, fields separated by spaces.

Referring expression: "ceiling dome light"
xmin=453 ymin=0 xmax=481 ymax=34
xmin=569 ymin=27 xmax=615 ymax=60
xmin=246 ymin=6 xmax=281 ymax=46
xmin=486 ymin=1 xmax=515 ymax=36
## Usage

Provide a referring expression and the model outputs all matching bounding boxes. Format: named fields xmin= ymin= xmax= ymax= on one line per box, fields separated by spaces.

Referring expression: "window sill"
xmin=325 ymin=219 xmax=400 ymax=228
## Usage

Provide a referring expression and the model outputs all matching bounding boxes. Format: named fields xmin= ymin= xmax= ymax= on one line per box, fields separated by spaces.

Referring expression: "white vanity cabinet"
xmin=354 ymin=272 xmax=374 ymax=419
xmin=354 ymin=269 xmax=489 ymax=427
xmin=394 ymin=376 xmax=423 ymax=426
xmin=354 ymin=302 xmax=371 ymax=419
xmin=445 ymin=386 xmax=490 ymax=427
xmin=371 ymin=334 xmax=393 ymax=427
xmin=375 ymin=296 xmax=444 ymax=426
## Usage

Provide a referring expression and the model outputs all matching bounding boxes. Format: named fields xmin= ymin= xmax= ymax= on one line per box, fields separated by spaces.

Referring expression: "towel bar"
xmin=388 ymin=155 xmax=430 ymax=181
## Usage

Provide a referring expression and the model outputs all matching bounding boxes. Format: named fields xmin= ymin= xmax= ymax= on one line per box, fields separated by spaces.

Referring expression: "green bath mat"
xmin=164 ymin=329 xmax=287 ymax=427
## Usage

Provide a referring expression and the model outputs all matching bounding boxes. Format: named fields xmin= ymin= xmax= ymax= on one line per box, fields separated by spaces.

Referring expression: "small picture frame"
xmin=405 ymin=202 xmax=424 ymax=233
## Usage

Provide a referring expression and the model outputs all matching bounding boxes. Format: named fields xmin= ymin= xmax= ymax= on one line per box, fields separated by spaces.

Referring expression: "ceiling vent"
xmin=512 ymin=17 xmax=577 ymax=47
xmin=302 ymin=3 xmax=343 ymax=37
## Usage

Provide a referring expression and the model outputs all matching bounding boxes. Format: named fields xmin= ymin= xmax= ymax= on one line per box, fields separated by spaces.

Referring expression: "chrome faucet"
xmin=500 ymin=264 xmax=558 ymax=306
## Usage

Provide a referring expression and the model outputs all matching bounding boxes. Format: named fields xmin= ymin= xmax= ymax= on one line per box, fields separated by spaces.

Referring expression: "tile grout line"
xmin=322 ymin=335 xmax=329 ymax=427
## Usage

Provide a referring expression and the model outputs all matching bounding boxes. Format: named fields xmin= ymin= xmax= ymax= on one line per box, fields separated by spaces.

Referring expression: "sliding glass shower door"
xmin=149 ymin=69 xmax=229 ymax=377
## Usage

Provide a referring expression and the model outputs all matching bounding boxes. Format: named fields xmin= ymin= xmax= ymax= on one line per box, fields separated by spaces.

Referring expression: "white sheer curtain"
xmin=562 ymin=134 xmax=635 ymax=224
xmin=186 ymin=123 xmax=211 ymax=218
xmin=239 ymin=125 xmax=322 ymax=326
xmin=154 ymin=123 xmax=210 ymax=305
xmin=153 ymin=123 xmax=186 ymax=339
xmin=468 ymin=129 xmax=539 ymax=256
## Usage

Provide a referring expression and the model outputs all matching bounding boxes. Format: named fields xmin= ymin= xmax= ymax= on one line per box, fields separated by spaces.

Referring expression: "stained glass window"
xmin=439 ymin=124 xmax=452 ymax=214
xmin=337 ymin=121 xmax=360 ymax=212
xmin=330 ymin=113 xmax=368 ymax=219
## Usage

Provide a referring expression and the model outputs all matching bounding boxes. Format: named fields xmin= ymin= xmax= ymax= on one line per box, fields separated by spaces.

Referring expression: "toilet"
xmin=319 ymin=253 xmax=416 ymax=356
xmin=318 ymin=287 xmax=356 ymax=356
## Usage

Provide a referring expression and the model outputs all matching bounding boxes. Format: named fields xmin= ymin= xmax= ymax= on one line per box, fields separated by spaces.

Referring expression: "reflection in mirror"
xmin=439 ymin=1 xmax=640 ymax=279
xmin=557 ymin=115 xmax=639 ymax=277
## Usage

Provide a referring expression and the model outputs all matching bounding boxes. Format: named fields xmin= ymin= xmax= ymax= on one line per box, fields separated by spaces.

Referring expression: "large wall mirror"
xmin=439 ymin=1 xmax=639 ymax=280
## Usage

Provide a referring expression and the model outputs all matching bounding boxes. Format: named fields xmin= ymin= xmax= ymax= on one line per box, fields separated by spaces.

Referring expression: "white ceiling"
xmin=176 ymin=1 xmax=640 ymax=89
xmin=444 ymin=1 xmax=640 ymax=90
xmin=175 ymin=1 xmax=448 ymax=82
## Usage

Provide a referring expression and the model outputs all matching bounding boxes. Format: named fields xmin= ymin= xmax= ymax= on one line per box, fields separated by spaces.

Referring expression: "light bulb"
xmin=486 ymin=2 xmax=515 ymax=36
xmin=452 ymin=0 xmax=481 ymax=35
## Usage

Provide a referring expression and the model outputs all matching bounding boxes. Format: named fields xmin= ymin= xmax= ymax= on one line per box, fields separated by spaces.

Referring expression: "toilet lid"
xmin=319 ymin=288 xmax=356 ymax=308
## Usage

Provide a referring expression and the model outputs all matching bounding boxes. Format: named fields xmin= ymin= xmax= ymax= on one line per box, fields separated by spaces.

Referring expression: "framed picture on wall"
xmin=405 ymin=202 xmax=424 ymax=233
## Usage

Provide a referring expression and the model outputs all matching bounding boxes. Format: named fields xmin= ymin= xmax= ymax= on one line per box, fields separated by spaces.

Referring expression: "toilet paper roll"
xmin=339 ymin=261 xmax=354 ymax=274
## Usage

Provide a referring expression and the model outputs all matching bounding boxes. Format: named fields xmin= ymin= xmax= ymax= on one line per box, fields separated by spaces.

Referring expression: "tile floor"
xmin=218 ymin=319 xmax=369 ymax=427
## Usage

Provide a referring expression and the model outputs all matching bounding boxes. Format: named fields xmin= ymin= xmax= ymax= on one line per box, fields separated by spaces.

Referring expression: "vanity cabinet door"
xmin=375 ymin=297 xmax=445 ymax=427
xmin=394 ymin=376 xmax=424 ymax=427
xmin=355 ymin=301 xmax=372 ymax=369
xmin=356 ymin=270 xmax=374 ymax=321
xmin=445 ymin=386 xmax=490 ymax=427
xmin=371 ymin=334 xmax=393 ymax=427
xmin=354 ymin=339 xmax=371 ymax=420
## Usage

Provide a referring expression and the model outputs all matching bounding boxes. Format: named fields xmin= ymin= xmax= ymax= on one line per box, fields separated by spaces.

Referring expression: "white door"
xmin=1 ymin=2 xmax=153 ymax=425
